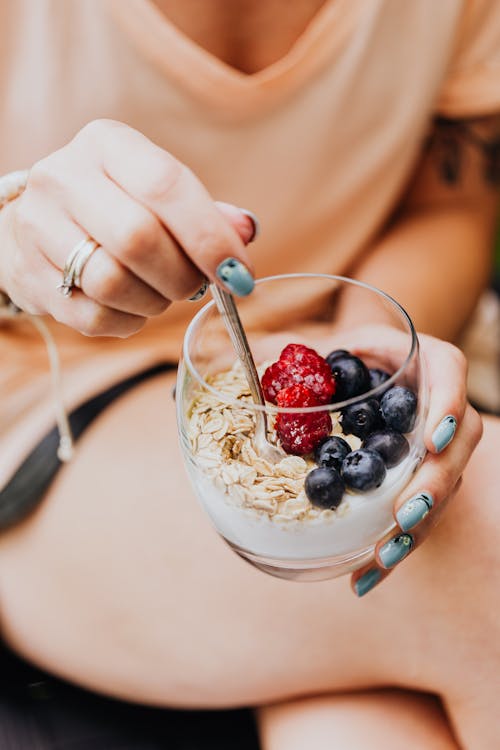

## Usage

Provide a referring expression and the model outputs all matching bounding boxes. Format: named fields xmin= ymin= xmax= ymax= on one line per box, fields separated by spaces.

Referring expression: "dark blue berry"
xmin=314 ymin=435 xmax=351 ymax=470
xmin=328 ymin=355 xmax=370 ymax=402
xmin=340 ymin=398 xmax=381 ymax=439
xmin=368 ymin=368 xmax=391 ymax=394
xmin=362 ymin=430 xmax=409 ymax=468
xmin=380 ymin=386 xmax=417 ymax=433
xmin=341 ymin=449 xmax=386 ymax=491
xmin=325 ymin=349 xmax=350 ymax=367
xmin=305 ymin=467 xmax=345 ymax=509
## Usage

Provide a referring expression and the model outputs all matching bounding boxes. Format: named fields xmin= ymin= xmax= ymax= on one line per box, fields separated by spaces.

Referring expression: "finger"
xmin=16 ymin=191 xmax=173 ymax=316
xmin=350 ymin=401 xmax=481 ymax=598
xmin=351 ymin=475 xmax=464 ymax=597
xmin=38 ymin=171 xmax=206 ymax=302
xmin=79 ymin=244 xmax=172 ymax=317
xmin=419 ymin=333 xmax=468 ymax=454
xmin=81 ymin=120 xmax=255 ymax=296
xmin=345 ymin=328 xmax=468 ymax=455
xmin=41 ymin=259 xmax=147 ymax=338
xmin=215 ymin=201 xmax=260 ymax=243
xmin=376 ymin=404 xmax=479 ymax=570
xmin=391 ymin=403 xmax=482 ymax=533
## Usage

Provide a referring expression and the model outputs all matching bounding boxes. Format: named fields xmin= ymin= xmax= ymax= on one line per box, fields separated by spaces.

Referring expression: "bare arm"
xmin=338 ymin=116 xmax=500 ymax=342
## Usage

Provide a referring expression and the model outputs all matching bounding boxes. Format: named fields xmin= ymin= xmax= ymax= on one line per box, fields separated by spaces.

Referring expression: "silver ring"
xmin=57 ymin=237 xmax=99 ymax=298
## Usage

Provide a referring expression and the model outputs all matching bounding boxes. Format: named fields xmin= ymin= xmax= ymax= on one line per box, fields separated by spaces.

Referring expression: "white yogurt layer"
xmin=187 ymin=450 xmax=422 ymax=559
xmin=184 ymin=360 xmax=426 ymax=561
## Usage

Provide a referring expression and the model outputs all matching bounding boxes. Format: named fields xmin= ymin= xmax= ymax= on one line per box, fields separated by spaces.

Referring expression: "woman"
xmin=0 ymin=1 xmax=499 ymax=747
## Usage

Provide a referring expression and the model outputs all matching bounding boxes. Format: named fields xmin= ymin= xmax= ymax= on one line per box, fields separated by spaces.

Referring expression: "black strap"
xmin=0 ymin=363 xmax=173 ymax=530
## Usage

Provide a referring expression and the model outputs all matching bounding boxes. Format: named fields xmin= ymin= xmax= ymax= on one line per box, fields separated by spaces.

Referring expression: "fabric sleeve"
xmin=436 ymin=0 xmax=500 ymax=117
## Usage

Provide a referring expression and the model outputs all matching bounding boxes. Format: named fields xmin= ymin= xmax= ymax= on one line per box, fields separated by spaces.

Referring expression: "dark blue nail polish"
xmin=396 ymin=492 xmax=433 ymax=532
xmin=432 ymin=415 xmax=457 ymax=453
xmin=354 ymin=568 xmax=382 ymax=597
xmin=188 ymin=279 xmax=208 ymax=301
xmin=379 ymin=533 xmax=414 ymax=569
xmin=216 ymin=258 xmax=254 ymax=296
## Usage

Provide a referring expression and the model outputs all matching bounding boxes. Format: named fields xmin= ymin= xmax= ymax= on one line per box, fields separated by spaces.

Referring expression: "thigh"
xmin=0 ymin=644 xmax=259 ymax=750
xmin=0 ymin=374 xmax=498 ymax=716
xmin=257 ymin=690 xmax=460 ymax=750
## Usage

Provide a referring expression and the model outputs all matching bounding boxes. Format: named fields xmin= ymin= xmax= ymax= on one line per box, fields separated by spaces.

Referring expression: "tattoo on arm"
xmin=428 ymin=115 xmax=500 ymax=186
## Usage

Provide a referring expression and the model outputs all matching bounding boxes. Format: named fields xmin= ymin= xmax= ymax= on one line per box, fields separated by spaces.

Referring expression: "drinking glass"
xmin=177 ymin=274 xmax=428 ymax=581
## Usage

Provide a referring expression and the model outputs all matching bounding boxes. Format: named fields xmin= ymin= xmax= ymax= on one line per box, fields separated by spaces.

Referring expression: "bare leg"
xmin=257 ymin=690 xmax=460 ymax=750
xmin=0 ymin=372 xmax=498 ymax=748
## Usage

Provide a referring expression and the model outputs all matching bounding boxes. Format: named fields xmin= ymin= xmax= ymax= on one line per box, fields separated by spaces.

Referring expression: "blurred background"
xmin=460 ymin=217 xmax=500 ymax=414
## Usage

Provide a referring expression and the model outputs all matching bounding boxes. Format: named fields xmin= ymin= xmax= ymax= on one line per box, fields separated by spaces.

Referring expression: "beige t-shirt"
xmin=1 ymin=0 xmax=500 ymax=484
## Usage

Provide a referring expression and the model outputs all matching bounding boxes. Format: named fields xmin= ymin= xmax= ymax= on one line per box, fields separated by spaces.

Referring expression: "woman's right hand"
xmin=0 ymin=119 xmax=256 ymax=336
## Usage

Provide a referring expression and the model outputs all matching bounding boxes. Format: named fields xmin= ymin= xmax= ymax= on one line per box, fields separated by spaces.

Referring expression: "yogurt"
xmin=185 ymin=361 xmax=424 ymax=562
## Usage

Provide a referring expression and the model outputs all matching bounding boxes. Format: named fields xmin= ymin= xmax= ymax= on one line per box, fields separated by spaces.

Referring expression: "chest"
xmin=151 ymin=0 xmax=328 ymax=73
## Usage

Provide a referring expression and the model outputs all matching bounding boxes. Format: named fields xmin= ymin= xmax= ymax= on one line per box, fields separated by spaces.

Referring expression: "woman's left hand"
xmin=351 ymin=333 xmax=483 ymax=597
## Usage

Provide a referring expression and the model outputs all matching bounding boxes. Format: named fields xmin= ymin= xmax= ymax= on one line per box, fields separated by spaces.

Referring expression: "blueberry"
xmin=305 ymin=467 xmax=345 ymax=510
xmin=341 ymin=449 xmax=386 ymax=492
xmin=368 ymin=368 xmax=391 ymax=394
xmin=325 ymin=349 xmax=350 ymax=367
xmin=380 ymin=386 xmax=417 ymax=433
xmin=314 ymin=435 xmax=351 ymax=470
xmin=340 ymin=398 xmax=381 ymax=439
xmin=328 ymin=355 xmax=370 ymax=402
xmin=362 ymin=430 xmax=409 ymax=468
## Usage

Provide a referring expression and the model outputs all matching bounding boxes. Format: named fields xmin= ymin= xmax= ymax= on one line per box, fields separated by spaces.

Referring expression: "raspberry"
xmin=261 ymin=344 xmax=336 ymax=404
xmin=261 ymin=361 xmax=289 ymax=403
xmin=279 ymin=343 xmax=322 ymax=364
xmin=275 ymin=385 xmax=332 ymax=455
xmin=276 ymin=383 xmax=319 ymax=408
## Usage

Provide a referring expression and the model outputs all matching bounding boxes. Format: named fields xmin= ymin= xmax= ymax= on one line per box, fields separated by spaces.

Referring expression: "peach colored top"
xmin=1 ymin=0 xmax=500 ymax=484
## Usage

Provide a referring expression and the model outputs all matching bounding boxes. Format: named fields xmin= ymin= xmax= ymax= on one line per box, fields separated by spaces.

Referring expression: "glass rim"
xmin=182 ymin=273 xmax=419 ymax=414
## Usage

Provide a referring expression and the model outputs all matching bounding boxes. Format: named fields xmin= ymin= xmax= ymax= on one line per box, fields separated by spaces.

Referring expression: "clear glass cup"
xmin=176 ymin=274 xmax=428 ymax=581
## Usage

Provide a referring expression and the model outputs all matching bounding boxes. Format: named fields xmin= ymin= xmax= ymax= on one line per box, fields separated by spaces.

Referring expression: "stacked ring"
xmin=58 ymin=237 xmax=99 ymax=298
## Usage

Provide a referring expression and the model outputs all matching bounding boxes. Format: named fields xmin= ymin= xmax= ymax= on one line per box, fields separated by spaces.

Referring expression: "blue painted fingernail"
xmin=216 ymin=258 xmax=255 ymax=296
xmin=379 ymin=534 xmax=414 ymax=569
xmin=396 ymin=492 xmax=433 ymax=532
xmin=432 ymin=415 xmax=457 ymax=453
xmin=238 ymin=208 xmax=260 ymax=242
xmin=354 ymin=568 xmax=382 ymax=597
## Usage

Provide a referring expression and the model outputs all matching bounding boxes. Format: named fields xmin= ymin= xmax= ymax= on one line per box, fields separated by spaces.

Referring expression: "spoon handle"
xmin=209 ymin=284 xmax=266 ymax=407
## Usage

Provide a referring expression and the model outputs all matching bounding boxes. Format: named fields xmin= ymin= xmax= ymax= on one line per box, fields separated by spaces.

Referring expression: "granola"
xmin=188 ymin=361 xmax=361 ymax=522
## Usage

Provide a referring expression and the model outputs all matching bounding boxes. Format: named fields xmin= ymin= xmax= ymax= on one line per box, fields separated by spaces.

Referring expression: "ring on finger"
xmin=58 ymin=236 xmax=100 ymax=298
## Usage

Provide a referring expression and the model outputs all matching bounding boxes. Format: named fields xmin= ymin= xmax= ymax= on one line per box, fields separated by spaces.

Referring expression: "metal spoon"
xmin=210 ymin=284 xmax=284 ymax=463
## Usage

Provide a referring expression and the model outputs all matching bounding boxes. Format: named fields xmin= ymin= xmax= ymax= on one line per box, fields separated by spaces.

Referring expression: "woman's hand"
xmin=0 ymin=119 xmax=256 ymax=337
xmin=351 ymin=333 xmax=483 ymax=596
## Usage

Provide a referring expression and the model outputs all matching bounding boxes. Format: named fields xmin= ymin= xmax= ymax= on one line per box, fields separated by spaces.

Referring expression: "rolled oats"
xmin=189 ymin=363 xmax=351 ymax=523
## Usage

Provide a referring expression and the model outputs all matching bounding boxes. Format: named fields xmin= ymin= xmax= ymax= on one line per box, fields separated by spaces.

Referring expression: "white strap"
xmin=0 ymin=170 xmax=74 ymax=461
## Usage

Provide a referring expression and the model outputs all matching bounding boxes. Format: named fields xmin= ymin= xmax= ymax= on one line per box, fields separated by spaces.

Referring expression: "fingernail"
xmin=396 ymin=492 xmax=434 ymax=532
xmin=379 ymin=533 xmax=414 ymax=569
xmin=188 ymin=278 xmax=209 ymax=301
xmin=354 ymin=568 xmax=382 ymax=597
xmin=432 ymin=415 xmax=457 ymax=453
xmin=238 ymin=208 xmax=260 ymax=242
xmin=216 ymin=258 xmax=255 ymax=296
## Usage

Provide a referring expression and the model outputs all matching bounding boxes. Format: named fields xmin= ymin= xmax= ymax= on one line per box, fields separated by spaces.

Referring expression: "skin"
xmin=0 ymin=0 xmax=498 ymax=747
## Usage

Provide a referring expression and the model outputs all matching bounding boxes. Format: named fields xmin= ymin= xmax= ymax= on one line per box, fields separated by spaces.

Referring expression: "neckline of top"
xmin=107 ymin=0 xmax=360 ymax=114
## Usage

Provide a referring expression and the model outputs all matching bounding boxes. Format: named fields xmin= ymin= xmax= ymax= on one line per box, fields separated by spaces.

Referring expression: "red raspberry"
xmin=275 ymin=385 xmax=332 ymax=455
xmin=279 ymin=343 xmax=321 ymax=364
xmin=261 ymin=361 xmax=288 ymax=403
xmin=261 ymin=344 xmax=336 ymax=404
xmin=276 ymin=383 xmax=319 ymax=408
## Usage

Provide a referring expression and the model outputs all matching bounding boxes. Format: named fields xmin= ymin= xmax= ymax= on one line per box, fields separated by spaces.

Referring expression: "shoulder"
xmin=436 ymin=0 xmax=500 ymax=118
